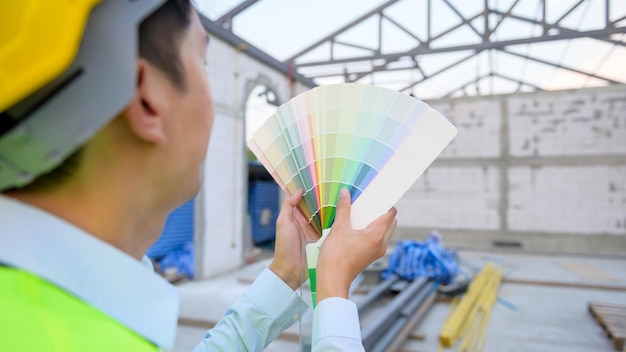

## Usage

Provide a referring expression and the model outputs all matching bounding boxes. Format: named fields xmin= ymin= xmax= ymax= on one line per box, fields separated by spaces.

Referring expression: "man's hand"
xmin=316 ymin=188 xmax=397 ymax=304
xmin=269 ymin=190 xmax=320 ymax=290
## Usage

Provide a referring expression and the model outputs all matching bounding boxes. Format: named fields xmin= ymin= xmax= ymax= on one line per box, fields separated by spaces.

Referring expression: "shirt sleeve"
xmin=311 ymin=297 xmax=365 ymax=351
xmin=192 ymin=268 xmax=308 ymax=352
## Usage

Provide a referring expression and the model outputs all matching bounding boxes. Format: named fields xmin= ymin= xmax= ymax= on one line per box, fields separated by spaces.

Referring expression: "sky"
xmin=194 ymin=0 xmax=626 ymax=136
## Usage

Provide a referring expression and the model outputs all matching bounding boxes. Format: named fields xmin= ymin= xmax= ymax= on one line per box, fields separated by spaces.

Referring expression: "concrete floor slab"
xmin=173 ymin=250 xmax=626 ymax=351
xmin=459 ymin=250 xmax=626 ymax=288
xmin=399 ymin=285 xmax=626 ymax=352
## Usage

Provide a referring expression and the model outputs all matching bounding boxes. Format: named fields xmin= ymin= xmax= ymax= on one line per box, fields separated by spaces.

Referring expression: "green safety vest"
xmin=0 ymin=266 xmax=160 ymax=351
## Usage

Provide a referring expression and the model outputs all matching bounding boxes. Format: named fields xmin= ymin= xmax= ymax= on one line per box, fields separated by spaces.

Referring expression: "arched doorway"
xmin=244 ymin=83 xmax=281 ymax=257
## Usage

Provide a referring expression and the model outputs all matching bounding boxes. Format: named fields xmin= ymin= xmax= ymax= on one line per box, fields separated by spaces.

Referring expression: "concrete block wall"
xmin=396 ymin=166 xmax=500 ymax=230
xmin=508 ymin=90 xmax=626 ymax=157
xmin=395 ymin=86 xmax=626 ymax=256
xmin=436 ymin=99 xmax=502 ymax=159
xmin=508 ymin=165 xmax=626 ymax=234
xmin=196 ymin=37 xmax=310 ymax=279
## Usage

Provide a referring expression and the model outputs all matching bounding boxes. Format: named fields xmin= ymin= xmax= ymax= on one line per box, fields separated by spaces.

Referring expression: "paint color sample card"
xmin=248 ymin=83 xmax=457 ymax=235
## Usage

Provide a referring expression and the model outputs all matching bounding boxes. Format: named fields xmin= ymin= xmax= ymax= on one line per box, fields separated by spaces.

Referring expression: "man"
xmin=0 ymin=1 xmax=397 ymax=351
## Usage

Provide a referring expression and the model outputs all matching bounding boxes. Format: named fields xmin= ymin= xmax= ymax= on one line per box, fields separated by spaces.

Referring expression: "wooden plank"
xmin=592 ymin=315 xmax=626 ymax=326
xmin=591 ymin=307 xmax=626 ymax=317
xmin=609 ymin=330 xmax=626 ymax=337
xmin=590 ymin=302 xmax=626 ymax=310
xmin=558 ymin=261 xmax=619 ymax=282
xmin=612 ymin=336 xmax=624 ymax=351
xmin=597 ymin=317 xmax=626 ymax=325
xmin=408 ymin=331 xmax=425 ymax=341
xmin=590 ymin=304 xmax=626 ymax=313
xmin=504 ymin=277 xmax=626 ymax=291
xmin=606 ymin=324 xmax=626 ymax=335
xmin=588 ymin=302 xmax=626 ymax=351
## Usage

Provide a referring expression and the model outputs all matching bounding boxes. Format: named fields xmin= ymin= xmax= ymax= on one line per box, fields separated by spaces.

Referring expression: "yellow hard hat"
xmin=0 ymin=0 xmax=101 ymax=112
xmin=0 ymin=0 xmax=166 ymax=191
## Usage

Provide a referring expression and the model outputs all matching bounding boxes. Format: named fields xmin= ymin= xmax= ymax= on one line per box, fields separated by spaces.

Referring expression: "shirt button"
xmin=292 ymin=315 xmax=299 ymax=321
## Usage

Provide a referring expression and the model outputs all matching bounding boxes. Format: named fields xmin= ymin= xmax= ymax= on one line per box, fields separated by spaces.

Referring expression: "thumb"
xmin=333 ymin=188 xmax=352 ymax=227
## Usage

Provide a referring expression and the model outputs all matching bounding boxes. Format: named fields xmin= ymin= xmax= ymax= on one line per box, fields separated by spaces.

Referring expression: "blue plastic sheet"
xmin=382 ymin=231 xmax=458 ymax=284
xmin=157 ymin=240 xmax=194 ymax=279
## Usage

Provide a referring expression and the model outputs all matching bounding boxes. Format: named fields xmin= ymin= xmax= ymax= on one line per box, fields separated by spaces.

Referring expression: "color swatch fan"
xmin=248 ymin=83 xmax=457 ymax=235
xmin=248 ymin=83 xmax=457 ymax=306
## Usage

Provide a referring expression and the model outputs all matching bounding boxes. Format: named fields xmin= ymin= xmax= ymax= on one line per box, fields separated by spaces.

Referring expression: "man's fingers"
xmin=286 ymin=189 xmax=304 ymax=207
xmin=367 ymin=206 xmax=397 ymax=233
xmin=333 ymin=188 xmax=352 ymax=227
xmin=278 ymin=190 xmax=304 ymax=222
xmin=384 ymin=218 xmax=397 ymax=243
xmin=293 ymin=208 xmax=320 ymax=240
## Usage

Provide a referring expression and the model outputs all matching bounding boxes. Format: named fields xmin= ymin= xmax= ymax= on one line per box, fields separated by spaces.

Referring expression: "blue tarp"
xmin=382 ymin=231 xmax=458 ymax=284
xmin=157 ymin=240 xmax=194 ymax=279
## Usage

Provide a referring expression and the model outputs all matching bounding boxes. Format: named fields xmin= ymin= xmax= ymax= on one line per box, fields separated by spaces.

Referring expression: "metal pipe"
xmin=386 ymin=287 xmax=438 ymax=352
xmin=369 ymin=281 xmax=437 ymax=352
xmin=356 ymin=274 xmax=400 ymax=313
xmin=370 ymin=316 xmax=407 ymax=352
xmin=401 ymin=281 xmax=435 ymax=316
xmin=361 ymin=277 xmax=428 ymax=350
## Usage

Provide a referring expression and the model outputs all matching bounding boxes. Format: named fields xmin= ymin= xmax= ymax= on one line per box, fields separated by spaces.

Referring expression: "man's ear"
xmin=124 ymin=58 xmax=169 ymax=145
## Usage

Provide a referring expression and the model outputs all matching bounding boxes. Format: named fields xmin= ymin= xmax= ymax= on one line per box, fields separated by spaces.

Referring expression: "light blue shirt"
xmin=0 ymin=195 xmax=364 ymax=351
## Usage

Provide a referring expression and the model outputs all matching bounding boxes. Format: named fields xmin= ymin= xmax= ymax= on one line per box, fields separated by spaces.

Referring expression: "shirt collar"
xmin=0 ymin=195 xmax=179 ymax=350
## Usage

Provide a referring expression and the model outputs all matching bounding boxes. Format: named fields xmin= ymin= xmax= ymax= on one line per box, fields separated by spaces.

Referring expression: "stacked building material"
xmin=439 ymin=262 xmax=502 ymax=351
xmin=588 ymin=301 xmax=626 ymax=351
xmin=358 ymin=276 xmax=438 ymax=352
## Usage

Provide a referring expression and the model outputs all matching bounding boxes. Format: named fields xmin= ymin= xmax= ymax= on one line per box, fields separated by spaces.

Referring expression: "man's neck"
xmin=5 ymin=182 xmax=167 ymax=260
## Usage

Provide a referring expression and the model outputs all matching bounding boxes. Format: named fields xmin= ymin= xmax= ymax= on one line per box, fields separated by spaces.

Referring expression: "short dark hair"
xmin=12 ymin=0 xmax=193 ymax=192
xmin=139 ymin=0 xmax=193 ymax=90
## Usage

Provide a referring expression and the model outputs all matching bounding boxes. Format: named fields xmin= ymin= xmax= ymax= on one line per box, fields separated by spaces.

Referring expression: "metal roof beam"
xmin=199 ymin=15 xmax=316 ymax=88
xmin=285 ymin=0 xmax=401 ymax=62
xmin=333 ymin=40 xmax=378 ymax=53
xmin=398 ymin=50 xmax=483 ymax=92
xmin=297 ymin=11 xmax=483 ymax=83
xmin=491 ymin=72 xmax=545 ymax=91
xmin=297 ymin=13 xmax=481 ymax=70
xmin=294 ymin=25 xmax=626 ymax=68
xmin=499 ymin=48 xmax=621 ymax=84
xmin=380 ymin=13 xmax=422 ymax=43
xmin=492 ymin=10 xmax=626 ymax=47
xmin=546 ymin=0 xmax=586 ymax=32
xmin=489 ymin=0 xmax=522 ymax=37
xmin=440 ymin=74 xmax=492 ymax=98
xmin=307 ymin=61 xmax=422 ymax=79
xmin=215 ymin=0 xmax=260 ymax=27
xmin=441 ymin=0 xmax=483 ymax=39
xmin=438 ymin=72 xmax=543 ymax=99
xmin=413 ymin=59 xmax=427 ymax=80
